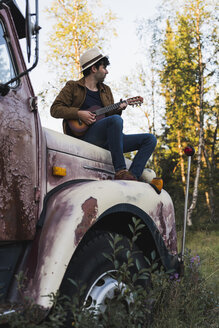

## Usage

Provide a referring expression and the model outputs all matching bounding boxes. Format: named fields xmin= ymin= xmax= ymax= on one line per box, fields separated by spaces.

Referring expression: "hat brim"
xmin=80 ymin=54 xmax=106 ymax=72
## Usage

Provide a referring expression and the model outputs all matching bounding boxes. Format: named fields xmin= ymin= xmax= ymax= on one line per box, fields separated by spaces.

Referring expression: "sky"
xmin=16 ymin=0 xmax=161 ymax=132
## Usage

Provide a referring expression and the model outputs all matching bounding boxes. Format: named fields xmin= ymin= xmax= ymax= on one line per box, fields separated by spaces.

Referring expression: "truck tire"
xmin=59 ymin=230 xmax=149 ymax=318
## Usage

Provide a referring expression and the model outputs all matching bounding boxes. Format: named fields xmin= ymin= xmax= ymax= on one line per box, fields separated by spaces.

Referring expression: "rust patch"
xmin=24 ymin=197 xmax=74 ymax=301
xmin=0 ymin=91 xmax=38 ymax=240
xmin=162 ymin=202 xmax=178 ymax=254
xmin=149 ymin=201 xmax=177 ymax=255
xmin=74 ymin=197 xmax=98 ymax=245
xmin=168 ymin=226 xmax=178 ymax=254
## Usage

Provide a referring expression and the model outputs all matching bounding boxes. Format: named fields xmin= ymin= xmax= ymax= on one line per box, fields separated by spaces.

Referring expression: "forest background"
xmin=24 ymin=0 xmax=218 ymax=289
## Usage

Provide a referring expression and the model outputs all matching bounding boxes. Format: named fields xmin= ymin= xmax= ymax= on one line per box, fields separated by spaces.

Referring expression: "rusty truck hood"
xmin=44 ymin=128 xmax=116 ymax=192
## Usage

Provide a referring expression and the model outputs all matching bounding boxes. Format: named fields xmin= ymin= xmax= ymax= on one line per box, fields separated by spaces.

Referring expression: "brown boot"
xmin=114 ymin=169 xmax=137 ymax=181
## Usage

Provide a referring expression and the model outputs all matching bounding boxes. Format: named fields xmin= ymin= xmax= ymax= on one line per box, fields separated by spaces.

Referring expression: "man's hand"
xmin=119 ymin=99 xmax=127 ymax=110
xmin=78 ymin=110 xmax=96 ymax=125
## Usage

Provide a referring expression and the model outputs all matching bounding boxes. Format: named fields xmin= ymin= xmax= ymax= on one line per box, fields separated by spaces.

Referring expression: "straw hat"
xmin=79 ymin=47 xmax=106 ymax=71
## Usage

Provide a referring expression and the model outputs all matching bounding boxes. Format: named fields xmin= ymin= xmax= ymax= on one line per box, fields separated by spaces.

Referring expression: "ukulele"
xmin=67 ymin=96 xmax=143 ymax=137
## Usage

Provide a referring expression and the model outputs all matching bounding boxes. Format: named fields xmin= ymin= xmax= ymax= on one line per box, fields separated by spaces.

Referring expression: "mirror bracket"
xmin=1 ymin=0 xmax=40 ymax=91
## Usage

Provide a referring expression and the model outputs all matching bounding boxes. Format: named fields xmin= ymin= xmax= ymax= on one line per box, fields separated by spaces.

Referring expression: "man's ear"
xmin=91 ymin=65 xmax=97 ymax=73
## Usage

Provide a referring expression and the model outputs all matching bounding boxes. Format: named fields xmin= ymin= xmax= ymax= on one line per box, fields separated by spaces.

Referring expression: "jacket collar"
xmin=77 ymin=77 xmax=105 ymax=91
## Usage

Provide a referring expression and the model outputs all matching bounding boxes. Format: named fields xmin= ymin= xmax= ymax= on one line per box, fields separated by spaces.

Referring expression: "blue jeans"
xmin=81 ymin=115 xmax=157 ymax=179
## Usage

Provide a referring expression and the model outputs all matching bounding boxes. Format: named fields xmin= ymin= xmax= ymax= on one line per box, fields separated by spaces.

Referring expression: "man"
xmin=50 ymin=47 xmax=157 ymax=181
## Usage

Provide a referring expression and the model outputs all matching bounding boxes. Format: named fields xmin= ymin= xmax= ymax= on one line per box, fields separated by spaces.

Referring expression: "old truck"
xmin=0 ymin=0 xmax=179 ymax=320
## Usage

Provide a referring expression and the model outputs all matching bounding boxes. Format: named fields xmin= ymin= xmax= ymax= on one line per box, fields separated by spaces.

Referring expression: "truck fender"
xmin=21 ymin=179 xmax=177 ymax=309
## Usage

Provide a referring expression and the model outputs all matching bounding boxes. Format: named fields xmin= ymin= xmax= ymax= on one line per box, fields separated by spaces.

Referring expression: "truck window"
xmin=0 ymin=20 xmax=17 ymax=87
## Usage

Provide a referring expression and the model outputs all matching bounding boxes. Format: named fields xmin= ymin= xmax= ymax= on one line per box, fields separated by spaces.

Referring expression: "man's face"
xmin=93 ymin=64 xmax=108 ymax=83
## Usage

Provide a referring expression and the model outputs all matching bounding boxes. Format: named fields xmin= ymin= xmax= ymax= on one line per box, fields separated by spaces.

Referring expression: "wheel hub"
xmin=84 ymin=271 xmax=126 ymax=313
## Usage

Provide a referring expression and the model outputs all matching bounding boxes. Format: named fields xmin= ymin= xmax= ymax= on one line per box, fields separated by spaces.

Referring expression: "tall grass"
xmin=177 ymin=224 xmax=219 ymax=295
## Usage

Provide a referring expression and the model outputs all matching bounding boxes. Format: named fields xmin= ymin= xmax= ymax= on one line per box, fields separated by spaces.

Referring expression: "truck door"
xmin=0 ymin=4 xmax=40 ymax=241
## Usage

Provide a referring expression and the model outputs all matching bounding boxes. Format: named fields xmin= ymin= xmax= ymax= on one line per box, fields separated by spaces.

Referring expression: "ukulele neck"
xmin=95 ymin=101 xmax=124 ymax=116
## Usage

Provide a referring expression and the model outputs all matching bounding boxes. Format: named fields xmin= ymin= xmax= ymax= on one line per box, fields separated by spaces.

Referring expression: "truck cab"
xmin=0 ymin=0 xmax=179 ymax=319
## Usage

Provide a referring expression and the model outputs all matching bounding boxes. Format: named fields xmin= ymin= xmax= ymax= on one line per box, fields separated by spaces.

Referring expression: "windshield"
xmin=0 ymin=19 xmax=17 ymax=86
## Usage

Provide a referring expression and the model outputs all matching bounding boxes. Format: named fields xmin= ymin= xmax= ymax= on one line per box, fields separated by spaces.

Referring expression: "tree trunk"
xmin=187 ymin=126 xmax=203 ymax=226
xmin=202 ymin=141 xmax=218 ymax=223
xmin=151 ymin=56 xmax=156 ymax=135
xmin=187 ymin=0 xmax=204 ymax=225
xmin=177 ymin=130 xmax=186 ymax=194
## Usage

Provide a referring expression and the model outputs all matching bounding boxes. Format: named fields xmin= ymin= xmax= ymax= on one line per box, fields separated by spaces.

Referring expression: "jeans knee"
xmin=151 ymin=134 xmax=157 ymax=148
xmin=107 ymin=115 xmax=123 ymax=128
xmin=144 ymin=134 xmax=157 ymax=149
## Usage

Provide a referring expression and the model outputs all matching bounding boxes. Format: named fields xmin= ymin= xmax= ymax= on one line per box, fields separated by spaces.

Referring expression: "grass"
xmin=177 ymin=224 xmax=219 ymax=295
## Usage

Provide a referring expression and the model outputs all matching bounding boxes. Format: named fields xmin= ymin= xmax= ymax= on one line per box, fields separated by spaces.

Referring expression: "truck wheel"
xmin=59 ymin=231 xmax=149 ymax=314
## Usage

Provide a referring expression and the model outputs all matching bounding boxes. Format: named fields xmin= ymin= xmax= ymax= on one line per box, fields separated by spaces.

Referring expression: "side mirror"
xmin=1 ymin=0 xmax=40 ymax=93
xmin=25 ymin=0 xmax=32 ymax=62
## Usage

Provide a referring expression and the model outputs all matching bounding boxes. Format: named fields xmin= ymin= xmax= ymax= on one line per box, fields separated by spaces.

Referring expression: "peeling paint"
xmin=46 ymin=148 xmax=115 ymax=191
xmin=149 ymin=200 xmax=177 ymax=255
xmin=75 ymin=197 xmax=98 ymax=245
xmin=0 ymin=87 xmax=38 ymax=240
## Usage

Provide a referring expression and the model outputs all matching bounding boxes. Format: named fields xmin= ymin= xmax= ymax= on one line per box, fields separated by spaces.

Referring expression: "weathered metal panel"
xmin=0 ymin=7 xmax=39 ymax=240
xmin=47 ymin=149 xmax=114 ymax=190
xmin=23 ymin=180 xmax=177 ymax=308
xmin=149 ymin=193 xmax=177 ymax=255
xmin=0 ymin=94 xmax=38 ymax=240
xmin=45 ymin=127 xmax=116 ymax=191
xmin=44 ymin=128 xmax=113 ymax=164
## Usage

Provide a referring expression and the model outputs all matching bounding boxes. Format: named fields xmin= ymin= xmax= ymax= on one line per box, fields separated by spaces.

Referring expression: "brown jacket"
xmin=50 ymin=77 xmax=115 ymax=134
